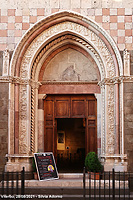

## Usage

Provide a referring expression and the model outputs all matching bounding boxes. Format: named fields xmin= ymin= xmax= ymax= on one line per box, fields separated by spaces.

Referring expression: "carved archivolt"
xmin=31 ymin=34 xmax=105 ymax=80
xmin=8 ymin=11 xmax=124 ymax=158
xmin=20 ymin=22 xmax=115 ymax=80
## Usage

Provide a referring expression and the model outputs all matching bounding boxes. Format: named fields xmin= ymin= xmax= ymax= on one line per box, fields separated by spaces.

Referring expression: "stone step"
xmin=0 ymin=178 xmax=129 ymax=188
xmin=59 ymin=173 xmax=83 ymax=179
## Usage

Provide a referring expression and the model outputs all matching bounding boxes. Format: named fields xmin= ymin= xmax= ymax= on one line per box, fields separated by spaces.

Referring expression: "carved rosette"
xmin=106 ymin=84 xmax=115 ymax=154
xmin=19 ymin=85 xmax=28 ymax=154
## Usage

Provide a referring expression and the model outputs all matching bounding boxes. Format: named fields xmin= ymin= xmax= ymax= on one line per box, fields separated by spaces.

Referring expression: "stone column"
xmin=114 ymin=80 xmax=120 ymax=155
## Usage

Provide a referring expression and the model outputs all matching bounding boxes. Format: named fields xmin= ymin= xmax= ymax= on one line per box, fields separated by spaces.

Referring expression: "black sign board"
xmin=34 ymin=152 xmax=59 ymax=181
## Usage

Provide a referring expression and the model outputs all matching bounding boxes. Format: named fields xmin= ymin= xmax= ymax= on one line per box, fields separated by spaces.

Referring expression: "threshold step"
xmin=59 ymin=173 xmax=83 ymax=179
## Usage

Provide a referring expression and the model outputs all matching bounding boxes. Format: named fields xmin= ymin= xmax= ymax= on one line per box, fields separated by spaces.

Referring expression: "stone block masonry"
xmin=0 ymin=51 xmax=3 ymax=76
xmin=124 ymin=82 xmax=133 ymax=172
xmin=0 ymin=0 xmax=132 ymax=51
xmin=0 ymin=83 xmax=8 ymax=172
xmin=131 ymin=51 xmax=133 ymax=75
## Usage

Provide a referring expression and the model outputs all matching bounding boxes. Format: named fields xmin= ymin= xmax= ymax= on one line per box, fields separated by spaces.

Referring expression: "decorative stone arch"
xmin=6 ymin=11 xmax=127 ymax=172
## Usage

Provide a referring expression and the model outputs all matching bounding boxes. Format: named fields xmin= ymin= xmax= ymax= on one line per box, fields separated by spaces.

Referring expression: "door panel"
xmin=88 ymin=100 xmax=96 ymax=116
xmin=45 ymin=100 xmax=53 ymax=118
xmin=86 ymin=99 xmax=97 ymax=154
xmin=44 ymin=99 xmax=54 ymax=153
xmin=55 ymin=99 xmax=70 ymax=118
xmin=88 ymin=127 xmax=95 ymax=152
xmin=45 ymin=127 xmax=53 ymax=151
xmin=71 ymin=99 xmax=86 ymax=118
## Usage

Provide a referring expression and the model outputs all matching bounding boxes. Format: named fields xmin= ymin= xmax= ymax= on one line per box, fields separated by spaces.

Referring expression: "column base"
xmin=5 ymin=154 xmax=33 ymax=172
xmin=101 ymin=154 xmax=127 ymax=172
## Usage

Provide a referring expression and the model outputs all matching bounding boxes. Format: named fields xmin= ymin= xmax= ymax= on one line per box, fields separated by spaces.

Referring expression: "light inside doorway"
xmin=57 ymin=118 xmax=85 ymax=172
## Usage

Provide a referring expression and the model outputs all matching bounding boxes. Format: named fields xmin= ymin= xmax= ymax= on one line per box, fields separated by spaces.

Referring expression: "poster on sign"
xmin=34 ymin=152 xmax=59 ymax=181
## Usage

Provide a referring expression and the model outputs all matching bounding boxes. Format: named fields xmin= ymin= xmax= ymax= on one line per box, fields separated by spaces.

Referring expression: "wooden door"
xmin=86 ymin=97 xmax=97 ymax=154
xmin=44 ymin=96 xmax=57 ymax=154
xmin=44 ymin=95 xmax=97 ymax=158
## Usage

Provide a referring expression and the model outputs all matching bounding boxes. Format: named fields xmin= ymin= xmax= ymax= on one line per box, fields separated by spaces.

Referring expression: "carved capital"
xmin=123 ymin=49 xmax=130 ymax=76
xmin=29 ymin=80 xmax=42 ymax=89
xmin=98 ymin=77 xmax=121 ymax=87
xmin=3 ymin=48 xmax=9 ymax=76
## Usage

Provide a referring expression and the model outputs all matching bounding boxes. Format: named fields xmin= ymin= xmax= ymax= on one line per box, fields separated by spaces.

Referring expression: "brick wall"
xmin=0 ymin=83 xmax=8 ymax=172
xmin=0 ymin=0 xmax=132 ymax=51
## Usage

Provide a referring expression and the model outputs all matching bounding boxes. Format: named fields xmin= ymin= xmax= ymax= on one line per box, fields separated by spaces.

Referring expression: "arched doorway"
xmin=6 ymin=11 xmax=127 ymax=172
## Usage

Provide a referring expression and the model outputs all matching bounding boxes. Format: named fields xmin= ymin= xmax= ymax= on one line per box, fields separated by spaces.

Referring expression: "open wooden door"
xmin=44 ymin=94 xmax=97 ymax=163
xmin=44 ymin=96 xmax=57 ymax=156
xmin=86 ymin=97 xmax=97 ymax=154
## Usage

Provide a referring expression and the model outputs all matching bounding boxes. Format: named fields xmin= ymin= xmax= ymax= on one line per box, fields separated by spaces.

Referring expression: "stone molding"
xmin=0 ymin=76 xmax=41 ymax=87
xmin=41 ymin=81 xmax=98 ymax=85
xmin=98 ymin=76 xmax=133 ymax=86
xmin=1 ymin=76 xmax=132 ymax=84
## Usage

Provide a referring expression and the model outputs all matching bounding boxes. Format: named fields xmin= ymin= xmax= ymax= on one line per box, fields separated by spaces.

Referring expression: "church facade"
xmin=0 ymin=0 xmax=133 ymax=172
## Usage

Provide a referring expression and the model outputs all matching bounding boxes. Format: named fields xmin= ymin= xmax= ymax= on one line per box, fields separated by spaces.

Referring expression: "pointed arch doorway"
xmin=6 ymin=11 xmax=126 ymax=173
xmin=44 ymin=94 xmax=97 ymax=172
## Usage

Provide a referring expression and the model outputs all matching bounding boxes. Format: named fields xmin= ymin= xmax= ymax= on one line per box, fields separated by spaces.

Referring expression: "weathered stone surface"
xmin=124 ymin=83 xmax=133 ymax=93
xmin=130 ymin=50 xmax=133 ymax=75
xmin=127 ymin=151 xmax=133 ymax=172
xmin=43 ymin=48 xmax=100 ymax=82
xmin=38 ymin=99 xmax=44 ymax=110
xmin=0 ymin=83 xmax=8 ymax=172
xmin=0 ymin=51 xmax=3 ymax=76
xmin=124 ymin=82 xmax=133 ymax=172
